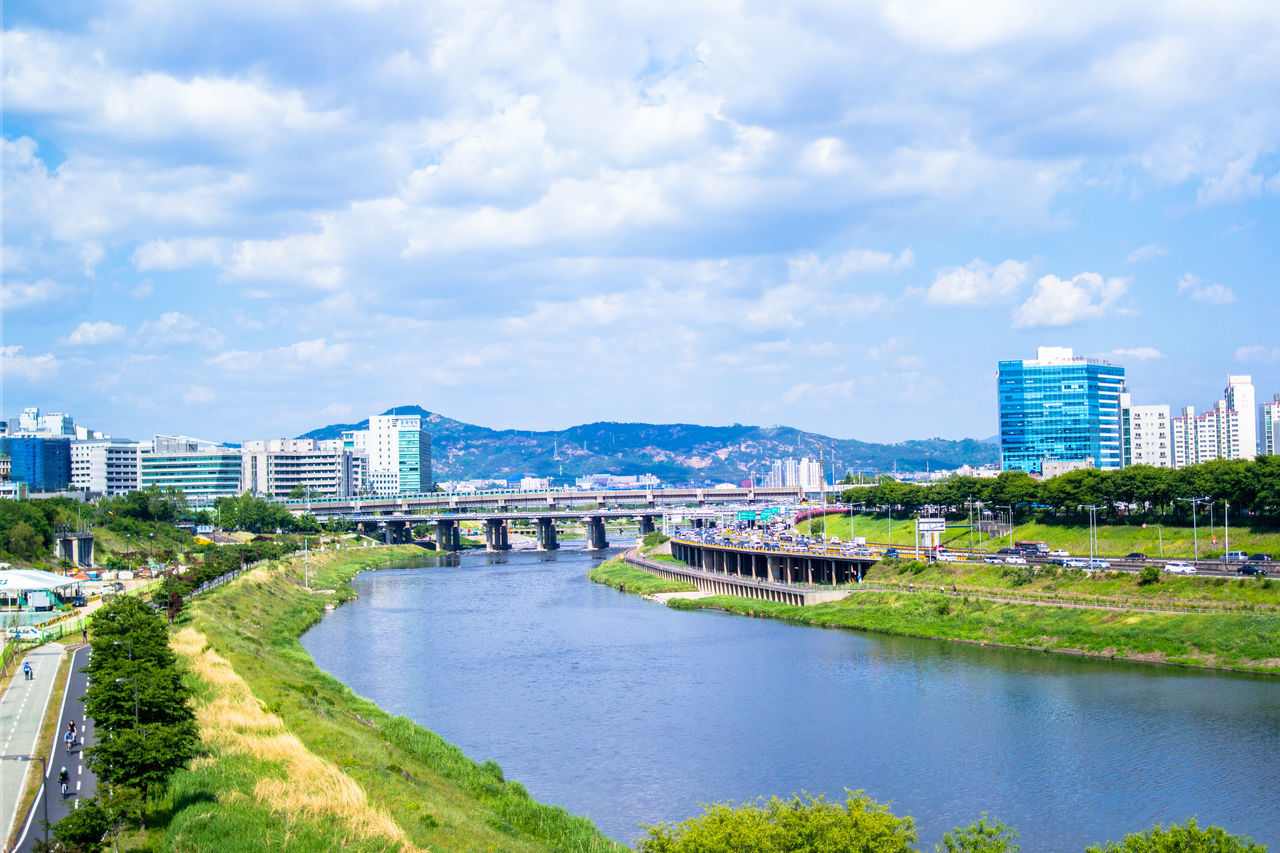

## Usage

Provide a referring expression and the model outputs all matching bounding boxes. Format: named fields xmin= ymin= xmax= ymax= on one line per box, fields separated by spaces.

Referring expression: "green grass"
xmin=800 ymin=512 xmax=1280 ymax=558
xmin=867 ymin=560 xmax=1280 ymax=608
xmin=157 ymin=545 xmax=624 ymax=853
xmin=588 ymin=557 xmax=697 ymax=595
xmin=667 ymin=590 xmax=1280 ymax=673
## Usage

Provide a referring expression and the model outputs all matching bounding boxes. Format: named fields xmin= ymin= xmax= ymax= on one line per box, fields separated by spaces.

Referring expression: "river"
xmin=300 ymin=546 xmax=1280 ymax=850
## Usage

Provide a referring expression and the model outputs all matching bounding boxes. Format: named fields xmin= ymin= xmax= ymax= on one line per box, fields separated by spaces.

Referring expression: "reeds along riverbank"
xmin=160 ymin=545 xmax=624 ymax=853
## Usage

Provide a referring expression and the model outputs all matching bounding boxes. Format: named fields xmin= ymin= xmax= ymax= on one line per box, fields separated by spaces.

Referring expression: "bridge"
xmin=668 ymin=536 xmax=876 ymax=588
xmin=293 ymin=485 xmax=808 ymax=515
xmin=625 ymin=549 xmax=852 ymax=606
xmin=348 ymin=508 xmax=729 ymax=551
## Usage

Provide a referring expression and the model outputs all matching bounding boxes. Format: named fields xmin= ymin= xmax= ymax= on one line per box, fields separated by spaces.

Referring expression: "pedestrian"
xmin=23 ymin=661 xmax=32 ymax=680
xmin=81 ymin=626 xmax=88 ymax=643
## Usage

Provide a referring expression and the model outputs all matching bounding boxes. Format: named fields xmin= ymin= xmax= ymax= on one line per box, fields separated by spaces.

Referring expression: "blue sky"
xmin=3 ymin=0 xmax=1278 ymax=444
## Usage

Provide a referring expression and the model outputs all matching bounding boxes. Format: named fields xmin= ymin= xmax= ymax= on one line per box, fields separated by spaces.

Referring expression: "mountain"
xmin=298 ymin=405 xmax=1000 ymax=483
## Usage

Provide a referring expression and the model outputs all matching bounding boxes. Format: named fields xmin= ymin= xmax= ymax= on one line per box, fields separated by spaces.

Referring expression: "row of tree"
xmin=39 ymin=597 xmax=199 ymax=850
xmin=838 ymin=457 xmax=1280 ymax=521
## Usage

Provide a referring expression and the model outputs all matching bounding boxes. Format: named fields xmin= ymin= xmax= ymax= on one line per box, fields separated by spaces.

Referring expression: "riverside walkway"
xmin=1 ymin=643 xmax=65 ymax=846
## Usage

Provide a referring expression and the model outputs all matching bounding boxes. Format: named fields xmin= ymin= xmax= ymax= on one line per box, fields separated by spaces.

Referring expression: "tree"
xmin=6 ymin=520 xmax=45 ymax=560
xmin=937 ymin=815 xmax=1019 ymax=852
xmin=1085 ymin=818 xmax=1264 ymax=853
xmin=1137 ymin=565 xmax=1161 ymax=586
xmin=638 ymin=791 xmax=917 ymax=853
xmin=33 ymin=795 xmax=114 ymax=853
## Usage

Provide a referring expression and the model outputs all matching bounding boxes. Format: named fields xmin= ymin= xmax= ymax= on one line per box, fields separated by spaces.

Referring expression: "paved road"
xmin=1 ymin=643 xmax=65 ymax=846
xmin=10 ymin=644 xmax=96 ymax=853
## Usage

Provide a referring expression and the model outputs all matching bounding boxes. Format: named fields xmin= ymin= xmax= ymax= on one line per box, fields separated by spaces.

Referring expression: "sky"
xmin=3 ymin=0 xmax=1279 ymax=445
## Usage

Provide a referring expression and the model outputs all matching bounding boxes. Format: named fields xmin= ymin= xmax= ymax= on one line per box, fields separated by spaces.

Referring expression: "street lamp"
xmin=1084 ymin=505 xmax=1101 ymax=563
xmin=0 ymin=754 xmax=48 ymax=845
xmin=112 ymin=639 xmax=132 ymax=660
xmin=995 ymin=505 xmax=1013 ymax=550
xmin=1177 ymin=497 xmax=1209 ymax=563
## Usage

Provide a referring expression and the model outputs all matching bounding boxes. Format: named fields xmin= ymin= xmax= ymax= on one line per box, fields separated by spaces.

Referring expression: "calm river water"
xmin=301 ymin=547 xmax=1280 ymax=850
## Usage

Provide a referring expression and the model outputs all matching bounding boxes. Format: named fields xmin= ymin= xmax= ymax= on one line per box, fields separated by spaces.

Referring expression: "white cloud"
xmin=1011 ymin=272 xmax=1129 ymax=328
xmin=182 ymin=385 xmax=216 ymax=404
xmin=1235 ymin=345 xmax=1280 ymax=363
xmin=787 ymin=247 xmax=915 ymax=286
xmin=926 ymin=259 xmax=1030 ymax=306
xmin=63 ymin=321 xmax=126 ymax=345
xmin=1125 ymin=244 xmax=1169 ymax=263
xmin=0 ymin=345 xmax=60 ymax=380
xmin=1110 ymin=347 xmax=1164 ymax=361
xmin=1176 ymin=273 xmax=1235 ymax=304
xmin=208 ymin=338 xmax=352 ymax=373
xmin=1197 ymin=156 xmax=1265 ymax=205
xmin=782 ymin=379 xmax=857 ymax=405
xmin=137 ymin=312 xmax=225 ymax=348
xmin=132 ymin=281 xmax=154 ymax=299
xmin=132 ymin=238 xmax=226 ymax=272
xmin=2 ymin=279 xmax=70 ymax=309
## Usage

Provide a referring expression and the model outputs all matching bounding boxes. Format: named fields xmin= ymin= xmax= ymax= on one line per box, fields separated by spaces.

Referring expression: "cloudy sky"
xmin=3 ymin=0 xmax=1278 ymax=444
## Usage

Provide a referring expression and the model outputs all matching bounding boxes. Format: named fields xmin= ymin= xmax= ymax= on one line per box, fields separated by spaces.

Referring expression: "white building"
xmin=765 ymin=458 xmax=801 ymax=488
xmin=520 ymin=476 xmax=552 ymax=491
xmin=1262 ymin=394 xmax=1280 ymax=456
xmin=241 ymin=438 xmax=353 ymax=500
xmin=1119 ymin=393 xmax=1171 ymax=468
xmin=70 ymin=439 xmax=142 ymax=495
xmin=797 ymin=456 xmax=823 ymax=490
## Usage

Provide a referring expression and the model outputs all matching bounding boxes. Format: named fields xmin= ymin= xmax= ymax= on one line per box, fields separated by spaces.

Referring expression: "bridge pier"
xmin=585 ymin=516 xmax=608 ymax=550
xmin=638 ymin=515 xmax=656 ymax=536
xmin=435 ymin=519 xmax=460 ymax=552
xmin=484 ymin=519 xmax=510 ymax=551
xmin=536 ymin=518 xmax=559 ymax=550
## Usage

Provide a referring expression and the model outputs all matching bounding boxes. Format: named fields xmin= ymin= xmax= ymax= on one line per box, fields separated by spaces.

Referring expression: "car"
xmin=1163 ymin=561 xmax=1197 ymax=575
xmin=983 ymin=555 xmax=1003 ymax=564
xmin=1125 ymin=552 xmax=1147 ymax=560
xmin=1224 ymin=551 xmax=1248 ymax=562
xmin=71 ymin=595 xmax=88 ymax=607
xmin=1237 ymin=565 xmax=1268 ymax=577
xmin=1088 ymin=559 xmax=1111 ymax=570
xmin=1046 ymin=557 xmax=1067 ymax=566
xmin=997 ymin=547 xmax=1018 ymax=555
xmin=1004 ymin=555 xmax=1028 ymax=565
xmin=1248 ymin=554 xmax=1274 ymax=562
xmin=883 ymin=548 xmax=899 ymax=558
xmin=1063 ymin=558 xmax=1089 ymax=569
xmin=1048 ymin=549 xmax=1070 ymax=557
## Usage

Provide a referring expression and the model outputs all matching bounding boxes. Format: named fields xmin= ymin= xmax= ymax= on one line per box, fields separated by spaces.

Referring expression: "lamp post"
xmin=112 ymin=639 xmax=132 ymax=660
xmin=1 ymin=754 xmax=48 ymax=845
xmin=995 ymin=505 xmax=1013 ymax=550
xmin=1084 ymin=505 xmax=1101 ymax=563
xmin=1223 ymin=499 xmax=1230 ymax=557
xmin=1177 ymin=497 xmax=1208 ymax=563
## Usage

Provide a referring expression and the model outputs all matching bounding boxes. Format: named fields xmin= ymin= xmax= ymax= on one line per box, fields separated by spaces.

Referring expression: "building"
xmin=997 ymin=346 xmax=1126 ymax=474
xmin=1224 ymin=375 xmax=1257 ymax=461
xmin=1119 ymin=393 xmax=1171 ymax=468
xmin=139 ymin=437 xmax=242 ymax=504
xmin=241 ymin=439 xmax=353 ymax=500
xmin=1262 ymin=394 xmax=1280 ymax=457
xmin=0 ymin=436 xmax=72 ymax=491
xmin=71 ymin=439 xmax=142 ymax=495
xmin=1171 ymin=376 xmax=1257 ymax=467
xmin=347 ymin=411 xmax=432 ymax=495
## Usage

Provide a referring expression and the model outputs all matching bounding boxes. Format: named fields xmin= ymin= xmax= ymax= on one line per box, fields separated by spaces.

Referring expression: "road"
xmin=11 ymin=644 xmax=97 ymax=853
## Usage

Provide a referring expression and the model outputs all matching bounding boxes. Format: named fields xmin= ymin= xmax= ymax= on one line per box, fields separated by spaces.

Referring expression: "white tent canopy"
xmin=0 ymin=569 xmax=79 ymax=594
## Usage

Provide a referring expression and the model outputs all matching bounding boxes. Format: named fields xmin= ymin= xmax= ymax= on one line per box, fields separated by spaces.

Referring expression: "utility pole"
xmin=1177 ymin=497 xmax=1207 ymax=563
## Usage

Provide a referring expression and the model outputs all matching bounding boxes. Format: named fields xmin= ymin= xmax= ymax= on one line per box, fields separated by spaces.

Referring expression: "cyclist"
xmin=64 ymin=729 xmax=75 ymax=753
xmin=58 ymin=766 xmax=70 ymax=797
xmin=67 ymin=720 xmax=78 ymax=747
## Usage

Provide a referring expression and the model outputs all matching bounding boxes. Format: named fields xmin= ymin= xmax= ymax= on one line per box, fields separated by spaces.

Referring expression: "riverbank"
xmin=159 ymin=544 xmax=623 ymax=852
xmin=600 ymin=554 xmax=1280 ymax=674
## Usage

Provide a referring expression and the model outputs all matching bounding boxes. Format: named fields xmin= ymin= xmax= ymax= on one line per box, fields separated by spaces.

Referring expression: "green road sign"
xmin=737 ymin=510 xmax=758 ymax=521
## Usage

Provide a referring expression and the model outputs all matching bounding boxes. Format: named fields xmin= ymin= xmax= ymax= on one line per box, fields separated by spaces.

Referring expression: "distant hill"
xmin=298 ymin=405 xmax=1000 ymax=483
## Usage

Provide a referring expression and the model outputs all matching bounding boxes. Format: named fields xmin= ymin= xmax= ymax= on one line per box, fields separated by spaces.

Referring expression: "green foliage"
xmin=1001 ymin=565 xmax=1034 ymax=587
xmin=642 ymin=531 xmax=672 ymax=552
xmin=937 ymin=815 xmax=1020 ymax=852
xmin=33 ymin=795 xmax=113 ymax=852
xmin=589 ymin=557 xmax=698 ymax=595
xmin=1137 ymin=565 xmax=1161 ymax=586
xmin=1085 ymin=818 xmax=1265 ymax=852
xmin=637 ymin=791 xmax=917 ymax=853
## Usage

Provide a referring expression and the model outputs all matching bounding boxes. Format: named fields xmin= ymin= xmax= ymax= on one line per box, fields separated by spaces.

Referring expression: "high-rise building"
xmin=1262 ymin=394 xmax=1280 ymax=457
xmin=1119 ymin=393 xmax=1171 ymax=468
xmin=241 ymin=438 xmax=353 ymax=500
xmin=0 ymin=436 xmax=72 ymax=491
xmin=346 ymin=411 xmax=432 ymax=495
xmin=997 ymin=346 xmax=1126 ymax=473
xmin=71 ymin=439 xmax=142 ymax=495
xmin=1224 ymin=375 xmax=1257 ymax=461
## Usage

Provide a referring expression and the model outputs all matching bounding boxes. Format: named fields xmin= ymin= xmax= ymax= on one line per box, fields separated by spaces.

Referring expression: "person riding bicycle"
xmin=58 ymin=766 xmax=70 ymax=796
xmin=64 ymin=729 xmax=75 ymax=752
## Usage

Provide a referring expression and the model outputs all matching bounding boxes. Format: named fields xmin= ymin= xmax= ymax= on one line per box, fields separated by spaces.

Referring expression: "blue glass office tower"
xmin=998 ymin=347 xmax=1126 ymax=473
xmin=0 ymin=436 xmax=72 ymax=491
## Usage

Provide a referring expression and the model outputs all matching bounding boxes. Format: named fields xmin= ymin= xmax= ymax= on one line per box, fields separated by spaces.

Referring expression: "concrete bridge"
xmin=669 ymin=536 xmax=876 ymax=587
xmin=346 ymin=508 xmax=726 ymax=552
xmin=295 ymin=485 xmax=807 ymax=515
xmin=626 ymin=547 xmax=854 ymax=606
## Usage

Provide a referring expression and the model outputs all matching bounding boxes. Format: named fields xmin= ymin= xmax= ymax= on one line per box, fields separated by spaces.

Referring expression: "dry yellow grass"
xmin=172 ymin=627 xmax=419 ymax=851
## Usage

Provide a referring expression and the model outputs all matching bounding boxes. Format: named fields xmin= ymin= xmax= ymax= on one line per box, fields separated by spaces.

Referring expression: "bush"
xmin=1137 ymin=565 xmax=1161 ymax=586
xmin=1085 ymin=818 xmax=1264 ymax=852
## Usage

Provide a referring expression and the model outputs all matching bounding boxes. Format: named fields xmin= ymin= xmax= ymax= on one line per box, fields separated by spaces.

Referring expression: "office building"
xmin=1119 ymin=393 xmax=1171 ymax=468
xmin=345 ymin=411 xmax=432 ymax=495
xmin=1262 ymin=394 xmax=1280 ymax=457
xmin=241 ymin=438 xmax=353 ymax=500
xmin=71 ymin=439 xmax=142 ymax=495
xmin=0 ymin=436 xmax=73 ymax=491
xmin=997 ymin=346 xmax=1126 ymax=473
xmin=140 ymin=437 xmax=242 ymax=503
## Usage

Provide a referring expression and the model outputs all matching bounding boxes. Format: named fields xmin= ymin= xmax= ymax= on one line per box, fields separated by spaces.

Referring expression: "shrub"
xmin=1085 ymin=818 xmax=1264 ymax=852
xmin=1137 ymin=565 xmax=1161 ymax=586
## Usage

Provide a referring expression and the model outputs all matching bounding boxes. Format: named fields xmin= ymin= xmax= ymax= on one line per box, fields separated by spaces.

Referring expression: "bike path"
xmin=10 ymin=644 xmax=96 ymax=853
xmin=0 ymin=643 xmax=65 ymax=846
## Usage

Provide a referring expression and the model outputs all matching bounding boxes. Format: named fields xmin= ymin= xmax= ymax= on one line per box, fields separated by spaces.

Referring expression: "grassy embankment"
xmin=155 ymin=544 xmax=624 ymax=852
xmin=800 ymin=513 xmax=1280 ymax=558
xmin=605 ymin=548 xmax=1280 ymax=672
xmin=588 ymin=558 xmax=696 ymax=596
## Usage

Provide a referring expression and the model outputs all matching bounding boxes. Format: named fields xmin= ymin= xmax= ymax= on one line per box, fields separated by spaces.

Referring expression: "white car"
xmin=983 ymin=555 xmax=1003 ymax=565
xmin=1164 ymin=561 xmax=1197 ymax=575
xmin=1063 ymin=558 xmax=1089 ymax=569
xmin=1088 ymin=559 xmax=1112 ymax=570
xmin=1049 ymin=549 xmax=1070 ymax=557
xmin=1004 ymin=555 xmax=1028 ymax=565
